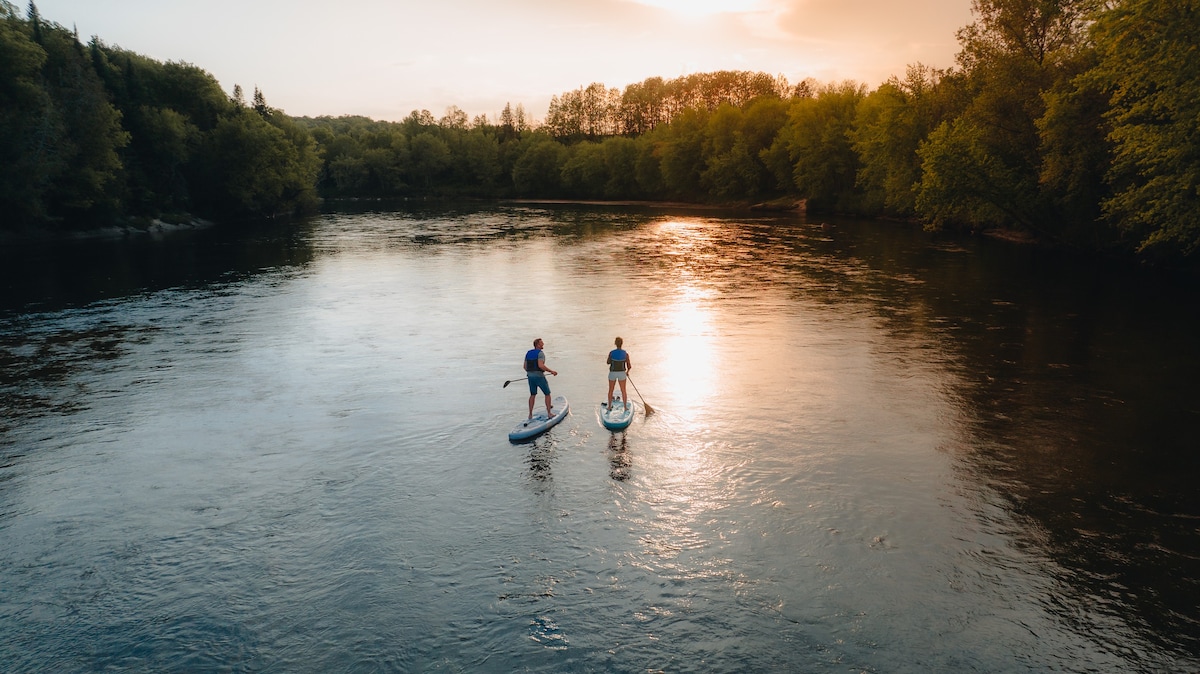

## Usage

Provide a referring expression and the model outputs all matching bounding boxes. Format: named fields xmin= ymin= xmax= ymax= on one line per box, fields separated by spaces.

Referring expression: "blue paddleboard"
xmin=509 ymin=395 xmax=569 ymax=441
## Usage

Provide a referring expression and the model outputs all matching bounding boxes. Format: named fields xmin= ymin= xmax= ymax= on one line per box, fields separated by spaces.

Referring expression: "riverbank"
xmin=503 ymin=197 xmax=808 ymax=213
xmin=0 ymin=217 xmax=214 ymax=245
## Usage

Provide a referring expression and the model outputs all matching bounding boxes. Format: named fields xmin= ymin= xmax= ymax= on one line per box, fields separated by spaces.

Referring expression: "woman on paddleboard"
xmin=525 ymin=338 xmax=557 ymax=419
xmin=606 ymin=337 xmax=632 ymax=409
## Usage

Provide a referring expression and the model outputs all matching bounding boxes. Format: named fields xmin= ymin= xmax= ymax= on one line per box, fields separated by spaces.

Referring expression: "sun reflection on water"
xmin=659 ymin=292 xmax=716 ymax=414
xmin=649 ymin=220 xmax=721 ymax=419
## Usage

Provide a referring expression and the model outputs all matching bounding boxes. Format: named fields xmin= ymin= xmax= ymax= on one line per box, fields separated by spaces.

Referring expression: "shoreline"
xmin=501 ymin=197 xmax=808 ymax=213
xmin=0 ymin=217 xmax=214 ymax=245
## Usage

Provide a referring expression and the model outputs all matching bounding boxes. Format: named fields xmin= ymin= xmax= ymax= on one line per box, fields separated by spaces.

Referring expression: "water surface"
xmin=1 ymin=204 xmax=1197 ymax=672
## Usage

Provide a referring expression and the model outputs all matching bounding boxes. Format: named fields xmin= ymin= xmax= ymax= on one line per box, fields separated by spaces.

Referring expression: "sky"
xmin=30 ymin=0 xmax=976 ymax=123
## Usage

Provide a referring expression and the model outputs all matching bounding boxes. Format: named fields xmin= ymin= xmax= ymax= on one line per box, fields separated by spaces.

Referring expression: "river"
xmin=1 ymin=203 xmax=1197 ymax=672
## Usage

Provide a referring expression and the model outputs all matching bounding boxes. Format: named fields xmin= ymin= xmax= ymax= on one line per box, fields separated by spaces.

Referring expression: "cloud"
xmin=619 ymin=0 xmax=768 ymax=17
xmin=33 ymin=0 xmax=975 ymax=119
xmin=771 ymin=0 xmax=971 ymax=49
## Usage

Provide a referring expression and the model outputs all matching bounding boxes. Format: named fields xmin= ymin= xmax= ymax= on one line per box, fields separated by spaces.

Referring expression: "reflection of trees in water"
xmin=0 ymin=217 xmax=320 ymax=459
xmin=809 ymin=219 xmax=1200 ymax=657
xmin=617 ymin=212 xmax=1198 ymax=657
xmin=0 ymin=325 xmax=155 ymax=438
xmin=608 ymin=433 xmax=630 ymax=481
xmin=314 ymin=200 xmax=656 ymax=250
xmin=0 ymin=218 xmax=317 ymax=314
xmin=950 ymin=362 xmax=1200 ymax=656
xmin=945 ymin=299 xmax=1196 ymax=655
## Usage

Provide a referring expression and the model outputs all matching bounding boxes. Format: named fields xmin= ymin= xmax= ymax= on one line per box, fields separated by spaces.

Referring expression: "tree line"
xmin=2 ymin=0 xmax=1199 ymax=260
xmin=1 ymin=1 xmax=319 ymax=229
xmin=543 ymin=71 xmax=799 ymax=139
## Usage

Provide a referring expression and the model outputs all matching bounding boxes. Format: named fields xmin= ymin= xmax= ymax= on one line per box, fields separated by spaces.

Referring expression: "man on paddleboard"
xmin=525 ymin=338 xmax=558 ymax=419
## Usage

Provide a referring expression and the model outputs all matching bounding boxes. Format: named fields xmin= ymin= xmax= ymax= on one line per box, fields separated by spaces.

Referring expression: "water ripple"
xmin=0 ymin=206 xmax=1197 ymax=672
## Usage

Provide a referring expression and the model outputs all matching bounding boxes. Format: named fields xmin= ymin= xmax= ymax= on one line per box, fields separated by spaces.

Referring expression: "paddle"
xmin=627 ymin=376 xmax=655 ymax=415
xmin=502 ymin=377 xmax=528 ymax=388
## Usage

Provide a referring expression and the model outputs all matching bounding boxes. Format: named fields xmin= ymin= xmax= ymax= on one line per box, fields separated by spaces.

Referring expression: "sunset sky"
xmin=30 ymin=0 xmax=975 ymax=122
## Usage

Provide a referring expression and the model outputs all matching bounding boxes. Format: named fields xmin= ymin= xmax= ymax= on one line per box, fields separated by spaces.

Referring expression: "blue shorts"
xmin=528 ymin=375 xmax=550 ymax=395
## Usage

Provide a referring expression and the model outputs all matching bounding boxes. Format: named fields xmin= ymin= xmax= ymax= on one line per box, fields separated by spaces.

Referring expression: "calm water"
xmin=1 ymin=204 xmax=1198 ymax=672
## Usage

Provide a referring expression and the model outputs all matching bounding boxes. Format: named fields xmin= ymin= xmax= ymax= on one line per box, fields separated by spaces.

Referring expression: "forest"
xmin=2 ymin=0 xmax=1198 ymax=261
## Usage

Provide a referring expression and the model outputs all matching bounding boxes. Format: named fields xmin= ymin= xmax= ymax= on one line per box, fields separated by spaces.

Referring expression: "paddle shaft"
xmin=627 ymin=376 xmax=655 ymax=415
xmin=503 ymin=373 xmax=554 ymax=388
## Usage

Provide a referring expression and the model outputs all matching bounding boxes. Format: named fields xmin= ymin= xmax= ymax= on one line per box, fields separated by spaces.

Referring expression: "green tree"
xmin=768 ymin=82 xmax=866 ymax=212
xmin=127 ymin=105 xmax=200 ymax=211
xmin=1092 ymin=0 xmax=1200 ymax=254
xmin=619 ymin=77 xmax=668 ymax=135
xmin=0 ymin=2 xmax=56 ymax=226
xmin=699 ymin=97 xmax=787 ymax=200
xmin=546 ymin=83 xmax=620 ymax=140
xmin=633 ymin=136 xmax=664 ymax=196
xmin=916 ymin=117 xmax=1018 ymax=228
xmin=328 ymin=154 xmax=368 ymax=193
xmin=88 ymin=43 xmax=238 ymax=216
xmin=1 ymin=4 xmax=328 ymax=228
xmin=252 ymin=86 xmax=269 ymax=116
xmin=154 ymin=61 xmax=232 ymax=132
xmin=447 ymin=127 xmax=500 ymax=192
xmin=1036 ymin=47 xmax=1113 ymax=247
xmin=851 ymin=64 xmax=959 ymax=215
xmin=652 ymin=106 xmax=709 ymax=198
xmin=400 ymin=109 xmax=437 ymax=138
xmin=439 ymin=105 xmax=468 ymax=130
xmin=511 ymin=135 xmax=566 ymax=196
xmin=600 ymin=136 xmax=641 ymax=198
xmin=499 ymin=102 xmax=517 ymax=141
xmin=407 ymin=131 xmax=451 ymax=190
xmin=193 ymin=107 xmax=319 ymax=217
xmin=361 ymin=146 xmax=405 ymax=193
xmin=561 ymin=141 xmax=607 ymax=197
xmin=697 ymin=103 xmax=755 ymax=199
xmin=35 ymin=14 xmax=129 ymax=223
xmin=916 ymin=0 xmax=1098 ymax=235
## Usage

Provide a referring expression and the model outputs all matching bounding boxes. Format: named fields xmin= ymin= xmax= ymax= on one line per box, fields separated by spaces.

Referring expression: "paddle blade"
xmin=627 ymin=376 xmax=656 ymax=416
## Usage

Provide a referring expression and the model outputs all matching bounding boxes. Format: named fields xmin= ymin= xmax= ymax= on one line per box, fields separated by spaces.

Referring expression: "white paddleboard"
xmin=599 ymin=394 xmax=634 ymax=431
xmin=509 ymin=395 xmax=569 ymax=441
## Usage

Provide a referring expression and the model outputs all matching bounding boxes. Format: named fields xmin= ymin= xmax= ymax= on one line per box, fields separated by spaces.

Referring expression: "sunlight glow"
xmin=660 ymin=294 xmax=717 ymax=412
xmin=653 ymin=220 xmax=720 ymax=415
xmin=628 ymin=0 xmax=766 ymax=18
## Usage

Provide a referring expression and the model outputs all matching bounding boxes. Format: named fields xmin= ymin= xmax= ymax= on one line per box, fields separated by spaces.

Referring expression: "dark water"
xmin=1 ymin=204 xmax=1197 ymax=672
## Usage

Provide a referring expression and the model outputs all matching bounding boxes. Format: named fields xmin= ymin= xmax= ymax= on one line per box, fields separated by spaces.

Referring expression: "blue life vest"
xmin=608 ymin=348 xmax=627 ymax=372
xmin=525 ymin=348 xmax=544 ymax=374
